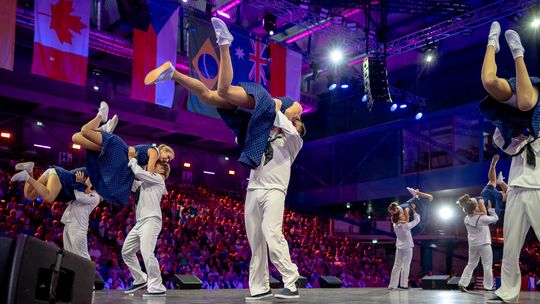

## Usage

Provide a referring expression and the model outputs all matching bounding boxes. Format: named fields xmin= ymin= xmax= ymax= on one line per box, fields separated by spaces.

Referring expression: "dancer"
xmin=456 ymin=195 xmax=498 ymax=292
xmin=144 ymin=17 xmax=305 ymax=169
xmin=480 ymin=154 xmax=507 ymax=217
xmin=388 ymin=188 xmax=433 ymax=235
xmin=122 ymin=149 xmax=170 ymax=297
xmin=71 ymin=102 xmax=175 ymax=205
xmin=11 ymin=161 xmax=88 ymax=203
xmin=487 ymin=127 xmax=540 ymax=303
xmin=479 ymin=21 xmax=540 ymax=149
xmin=388 ymin=204 xmax=420 ymax=290
xmin=242 ymin=98 xmax=302 ymax=300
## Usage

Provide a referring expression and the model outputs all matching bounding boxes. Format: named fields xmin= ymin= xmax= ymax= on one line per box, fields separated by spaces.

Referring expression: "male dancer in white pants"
xmin=61 ymin=171 xmax=101 ymax=260
xmin=122 ymin=150 xmax=169 ymax=298
xmin=388 ymin=204 xmax=420 ymax=290
xmin=456 ymin=195 xmax=498 ymax=292
xmin=244 ymin=99 xmax=303 ymax=300
xmin=487 ymin=128 xmax=540 ymax=303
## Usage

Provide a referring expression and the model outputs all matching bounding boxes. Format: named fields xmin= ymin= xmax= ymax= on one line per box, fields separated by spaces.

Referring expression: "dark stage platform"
xmin=92 ymin=288 xmax=540 ymax=303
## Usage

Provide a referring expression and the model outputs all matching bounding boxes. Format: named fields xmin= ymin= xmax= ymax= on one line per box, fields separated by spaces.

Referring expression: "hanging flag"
xmin=269 ymin=42 xmax=302 ymax=102
xmin=187 ymin=17 xmax=271 ymax=118
xmin=31 ymin=0 xmax=91 ymax=86
xmin=131 ymin=0 xmax=179 ymax=108
xmin=0 ymin=0 xmax=17 ymax=71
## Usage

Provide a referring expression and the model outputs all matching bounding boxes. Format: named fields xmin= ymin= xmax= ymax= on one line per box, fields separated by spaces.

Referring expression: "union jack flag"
xmin=248 ymin=39 xmax=269 ymax=85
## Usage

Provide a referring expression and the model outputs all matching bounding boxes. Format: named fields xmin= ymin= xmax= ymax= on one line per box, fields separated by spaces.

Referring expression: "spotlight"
xmin=415 ymin=112 xmax=423 ymax=120
xmin=531 ymin=17 xmax=540 ymax=28
xmin=399 ymin=104 xmax=407 ymax=109
xmin=203 ymin=171 xmax=215 ymax=175
xmin=36 ymin=121 xmax=43 ymax=127
xmin=183 ymin=162 xmax=191 ymax=168
xmin=438 ymin=206 xmax=455 ymax=221
xmin=182 ymin=0 xmax=188 ymax=2
xmin=425 ymin=54 xmax=434 ymax=63
xmin=228 ymin=170 xmax=236 ymax=175
xmin=263 ymin=13 xmax=277 ymax=36
xmin=1 ymin=132 xmax=11 ymax=139
xmin=346 ymin=202 xmax=351 ymax=209
xmin=362 ymin=94 xmax=368 ymax=103
xmin=372 ymin=239 xmax=378 ymax=244
xmin=328 ymin=83 xmax=337 ymax=91
xmin=327 ymin=75 xmax=336 ymax=90
xmin=224 ymin=156 xmax=229 ymax=161
xmin=92 ymin=85 xmax=100 ymax=91
xmin=390 ymin=103 xmax=398 ymax=112
xmin=341 ymin=84 xmax=349 ymax=89
xmin=329 ymin=49 xmax=344 ymax=64
xmin=72 ymin=144 xmax=81 ymax=150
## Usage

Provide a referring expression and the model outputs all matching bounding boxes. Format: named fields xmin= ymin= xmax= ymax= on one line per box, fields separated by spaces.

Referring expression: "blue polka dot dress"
xmin=399 ymin=197 xmax=430 ymax=235
xmin=52 ymin=166 xmax=88 ymax=202
xmin=480 ymin=76 xmax=540 ymax=149
xmin=86 ymin=131 xmax=157 ymax=205
xmin=217 ymin=82 xmax=295 ymax=168
xmin=480 ymin=184 xmax=503 ymax=218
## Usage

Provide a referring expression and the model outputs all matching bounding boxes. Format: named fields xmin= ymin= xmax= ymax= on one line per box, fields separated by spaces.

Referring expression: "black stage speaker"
xmin=363 ymin=56 xmax=392 ymax=111
xmin=421 ymin=275 xmax=450 ymax=290
xmin=7 ymin=234 xmax=95 ymax=304
xmin=174 ymin=274 xmax=203 ymax=289
xmin=270 ymin=276 xmax=281 ymax=289
xmin=94 ymin=273 xmax=105 ymax=290
xmin=297 ymin=276 xmax=307 ymax=288
xmin=447 ymin=276 xmax=475 ymax=290
xmin=318 ymin=276 xmax=343 ymax=288
xmin=0 ymin=237 xmax=15 ymax=304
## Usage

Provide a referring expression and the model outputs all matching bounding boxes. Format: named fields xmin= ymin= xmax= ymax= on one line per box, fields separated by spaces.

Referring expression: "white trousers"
xmin=63 ymin=224 xmax=91 ymax=260
xmin=388 ymin=247 xmax=413 ymax=288
xmin=459 ymin=244 xmax=493 ymax=290
xmin=121 ymin=217 xmax=166 ymax=293
xmin=245 ymin=189 xmax=299 ymax=295
xmin=496 ymin=188 xmax=540 ymax=303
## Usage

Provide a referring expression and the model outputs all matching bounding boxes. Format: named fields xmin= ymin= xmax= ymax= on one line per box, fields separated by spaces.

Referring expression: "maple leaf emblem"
xmin=49 ymin=0 xmax=87 ymax=44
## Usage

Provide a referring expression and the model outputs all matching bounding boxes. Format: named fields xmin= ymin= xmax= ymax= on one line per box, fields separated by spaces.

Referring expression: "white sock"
xmin=505 ymin=30 xmax=525 ymax=59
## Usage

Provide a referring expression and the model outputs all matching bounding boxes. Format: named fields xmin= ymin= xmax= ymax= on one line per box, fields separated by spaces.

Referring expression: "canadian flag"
xmin=269 ymin=43 xmax=302 ymax=101
xmin=31 ymin=0 xmax=91 ymax=86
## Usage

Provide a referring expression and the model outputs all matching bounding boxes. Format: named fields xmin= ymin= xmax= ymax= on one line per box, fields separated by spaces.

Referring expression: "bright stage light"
xmin=328 ymin=83 xmax=337 ymax=90
xmin=341 ymin=84 xmax=349 ymax=89
xmin=92 ymin=85 xmax=100 ymax=91
xmin=399 ymin=104 xmax=407 ymax=109
xmin=415 ymin=112 xmax=423 ymax=120
xmin=425 ymin=54 xmax=434 ymax=63
xmin=183 ymin=163 xmax=191 ymax=168
xmin=390 ymin=103 xmax=398 ymax=112
xmin=438 ymin=206 xmax=454 ymax=221
xmin=361 ymin=94 xmax=368 ymax=103
xmin=531 ymin=18 xmax=540 ymax=28
xmin=228 ymin=170 xmax=236 ymax=175
xmin=1 ymin=132 xmax=11 ymax=139
xmin=329 ymin=49 xmax=344 ymax=63
xmin=72 ymin=144 xmax=81 ymax=150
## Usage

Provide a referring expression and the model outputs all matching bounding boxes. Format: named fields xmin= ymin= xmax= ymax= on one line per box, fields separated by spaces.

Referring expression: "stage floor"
xmin=93 ymin=288 xmax=540 ymax=303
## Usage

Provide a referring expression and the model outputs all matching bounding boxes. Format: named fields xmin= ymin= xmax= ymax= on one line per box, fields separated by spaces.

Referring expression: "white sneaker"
xmin=98 ymin=101 xmax=109 ymax=123
xmin=211 ymin=17 xmax=234 ymax=46
xmin=15 ymin=161 xmax=35 ymax=173
xmin=144 ymin=62 xmax=175 ymax=85
xmin=406 ymin=187 xmax=418 ymax=198
xmin=102 ymin=114 xmax=118 ymax=134
xmin=11 ymin=170 xmax=30 ymax=182
xmin=497 ymin=171 xmax=505 ymax=184
xmin=487 ymin=21 xmax=501 ymax=53
xmin=505 ymin=29 xmax=524 ymax=59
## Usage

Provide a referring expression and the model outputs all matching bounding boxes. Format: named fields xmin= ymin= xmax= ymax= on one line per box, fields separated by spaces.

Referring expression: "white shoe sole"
xmin=144 ymin=62 xmax=173 ymax=85
xmin=123 ymin=283 xmax=147 ymax=294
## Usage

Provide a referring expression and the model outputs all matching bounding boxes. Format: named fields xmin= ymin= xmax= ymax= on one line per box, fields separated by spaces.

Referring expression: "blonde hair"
xmin=157 ymin=162 xmax=171 ymax=180
xmin=458 ymin=194 xmax=476 ymax=215
xmin=158 ymin=144 xmax=175 ymax=160
xmin=388 ymin=202 xmax=399 ymax=212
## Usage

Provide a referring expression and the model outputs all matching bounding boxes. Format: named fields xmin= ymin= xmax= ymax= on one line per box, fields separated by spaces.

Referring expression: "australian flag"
xmin=187 ymin=17 xmax=270 ymax=118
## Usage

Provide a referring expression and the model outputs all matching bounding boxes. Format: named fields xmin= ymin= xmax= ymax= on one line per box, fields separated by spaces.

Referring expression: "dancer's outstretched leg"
xmin=72 ymin=102 xmax=112 ymax=151
xmin=505 ymin=30 xmax=538 ymax=111
xmin=481 ymin=22 xmax=513 ymax=102
xmin=11 ymin=169 xmax=62 ymax=202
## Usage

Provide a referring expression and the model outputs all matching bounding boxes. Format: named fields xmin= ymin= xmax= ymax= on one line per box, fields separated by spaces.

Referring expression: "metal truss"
xmin=386 ymin=0 xmax=538 ymax=56
xmin=288 ymin=0 xmax=472 ymax=15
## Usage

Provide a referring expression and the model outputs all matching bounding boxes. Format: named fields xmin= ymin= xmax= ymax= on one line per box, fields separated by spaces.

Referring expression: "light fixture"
xmin=203 ymin=171 xmax=215 ymax=175
xmin=415 ymin=112 xmax=423 ymax=120
xmin=263 ymin=13 xmax=277 ymax=36
xmin=228 ymin=170 xmax=236 ymax=175
xmin=36 ymin=121 xmax=43 ymax=127
xmin=183 ymin=163 xmax=191 ymax=168
xmin=34 ymin=144 xmax=51 ymax=149
xmin=399 ymin=104 xmax=407 ymax=109
xmin=1 ymin=132 xmax=11 ymax=139
xmin=531 ymin=17 xmax=540 ymax=28
xmin=72 ymin=144 xmax=81 ymax=150
xmin=390 ymin=103 xmax=398 ymax=112
xmin=329 ymin=49 xmax=344 ymax=64
xmin=340 ymin=84 xmax=349 ymax=89
xmin=92 ymin=85 xmax=100 ymax=91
